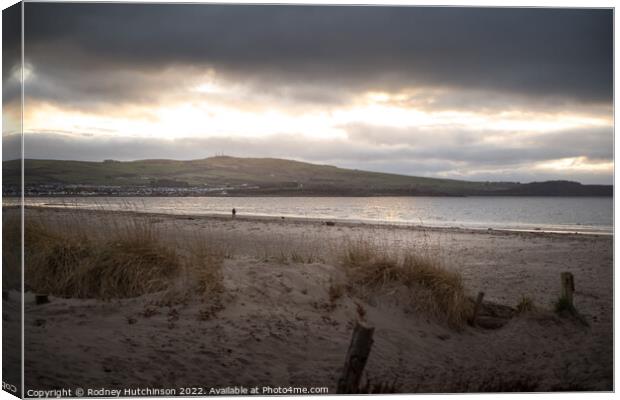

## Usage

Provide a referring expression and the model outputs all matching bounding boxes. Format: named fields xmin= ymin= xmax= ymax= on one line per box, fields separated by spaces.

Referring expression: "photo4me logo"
xmin=209 ymin=386 xmax=329 ymax=395
xmin=2 ymin=381 xmax=17 ymax=393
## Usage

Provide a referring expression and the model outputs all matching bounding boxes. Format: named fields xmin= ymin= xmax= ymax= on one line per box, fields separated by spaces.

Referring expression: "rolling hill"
xmin=2 ymin=156 xmax=612 ymax=196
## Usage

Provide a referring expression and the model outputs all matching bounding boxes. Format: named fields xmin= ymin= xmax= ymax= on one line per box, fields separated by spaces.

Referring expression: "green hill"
xmin=2 ymin=156 xmax=612 ymax=196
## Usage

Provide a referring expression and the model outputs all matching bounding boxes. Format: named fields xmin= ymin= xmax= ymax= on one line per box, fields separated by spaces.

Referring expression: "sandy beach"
xmin=12 ymin=207 xmax=613 ymax=392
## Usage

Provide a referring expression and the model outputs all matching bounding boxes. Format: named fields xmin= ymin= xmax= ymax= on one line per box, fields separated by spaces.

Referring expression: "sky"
xmin=2 ymin=3 xmax=614 ymax=184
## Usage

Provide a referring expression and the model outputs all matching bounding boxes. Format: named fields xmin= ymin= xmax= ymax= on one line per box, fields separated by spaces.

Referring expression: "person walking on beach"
xmin=232 ymin=208 xmax=236 ymax=218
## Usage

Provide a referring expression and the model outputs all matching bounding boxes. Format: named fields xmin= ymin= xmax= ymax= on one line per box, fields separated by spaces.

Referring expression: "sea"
xmin=12 ymin=196 xmax=614 ymax=235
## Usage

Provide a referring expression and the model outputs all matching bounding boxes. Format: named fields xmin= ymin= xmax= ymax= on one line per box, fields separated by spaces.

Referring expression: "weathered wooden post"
xmin=35 ymin=294 xmax=49 ymax=305
xmin=337 ymin=322 xmax=375 ymax=394
xmin=560 ymin=272 xmax=575 ymax=306
xmin=469 ymin=291 xmax=485 ymax=326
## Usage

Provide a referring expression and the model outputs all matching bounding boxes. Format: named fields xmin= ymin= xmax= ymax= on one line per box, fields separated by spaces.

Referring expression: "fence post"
xmin=560 ymin=272 xmax=575 ymax=306
xmin=337 ymin=322 xmax=375 ymax=394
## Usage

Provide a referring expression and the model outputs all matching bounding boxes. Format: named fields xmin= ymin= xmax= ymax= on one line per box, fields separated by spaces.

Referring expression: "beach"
xmin=13 ymin=207 xmax=613 ymax=392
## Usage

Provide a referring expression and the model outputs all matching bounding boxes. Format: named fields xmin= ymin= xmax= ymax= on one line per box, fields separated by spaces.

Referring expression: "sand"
xmin=11 ymin=208 xmax=613 ymax=393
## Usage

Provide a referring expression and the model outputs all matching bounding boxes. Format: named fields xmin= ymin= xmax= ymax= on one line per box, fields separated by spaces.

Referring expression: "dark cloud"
xmin=7 ymin=4 xmax=612 ymax=185
xmin=345 ymin=124 xmax=613 ymax=163
xmin=22 ymin=4 xmax=612 ymax=106
xmin=3 ymin=2 xmax=21 ymax=105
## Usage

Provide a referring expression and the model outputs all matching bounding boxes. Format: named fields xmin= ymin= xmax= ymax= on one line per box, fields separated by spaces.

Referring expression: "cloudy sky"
xmin=2 ymin=3 xmax=613 ymax=184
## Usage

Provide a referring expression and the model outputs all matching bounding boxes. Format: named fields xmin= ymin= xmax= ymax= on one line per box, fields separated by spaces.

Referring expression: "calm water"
xmin=16 ymin=196 xmax=614 ymax=234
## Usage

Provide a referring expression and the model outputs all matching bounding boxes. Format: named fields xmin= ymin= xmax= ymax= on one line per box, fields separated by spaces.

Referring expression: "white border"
xmin=0 ymin=2 xmax=615 ymax=400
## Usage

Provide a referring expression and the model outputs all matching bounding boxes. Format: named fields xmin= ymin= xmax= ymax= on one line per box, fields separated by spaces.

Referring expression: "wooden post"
xmin=35 ymin=294 xmax=49 ymax=305
xmin=469 ymin=291 xmax=485 ymax=326
xmin=560 ymin=272 xmax=575 ymax=306
xmin=337 ymin=322 xmax=375 ymax=394
xmin=2 ymin=291 xmax=8 ymax=301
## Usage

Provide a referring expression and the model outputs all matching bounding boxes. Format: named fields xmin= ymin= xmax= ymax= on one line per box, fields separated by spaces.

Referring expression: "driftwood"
xmin=337 ymin=322 xmax=375 ymax=394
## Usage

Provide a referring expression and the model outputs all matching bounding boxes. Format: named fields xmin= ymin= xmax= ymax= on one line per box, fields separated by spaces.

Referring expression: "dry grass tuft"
xmin=183 ymin=236 xmax=225 ymax=299
xmin=24 ymin=212 xmax=223 ymax=301
xmin=25 ymin=218 xmax=180 ymax=299
xmin=554 ymin=296 xmax=576 ymax=314
xmin=340 ymin=239 xmax=471 ymax=329
xmin=553 ymin=296 xmax=589 ymax=326
xmin=515 ymin=296 xmax=536 ymax=314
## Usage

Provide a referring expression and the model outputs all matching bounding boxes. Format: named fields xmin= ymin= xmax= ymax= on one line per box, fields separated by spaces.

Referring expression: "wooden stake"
xmin=337 ymin=322 xmax=375 ymax=394
xmin=560 ymin=272 xmax=575 ymax=306
xmin=35 ymin=294 xmax=49 ymax=305
xmin=470 ymin=291 xmax=485 ymax=326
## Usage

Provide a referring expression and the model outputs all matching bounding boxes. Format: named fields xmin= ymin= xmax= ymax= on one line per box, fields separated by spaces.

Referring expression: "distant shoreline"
xmin=16 ymin=204 xmax=613 ymax=237
xmin=3 ymin=156 xmax=613 ymax=197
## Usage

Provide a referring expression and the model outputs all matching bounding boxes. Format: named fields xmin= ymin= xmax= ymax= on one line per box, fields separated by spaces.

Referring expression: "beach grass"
xmin=515 ymin=295 xmax=536 ymax=314
xmin=554 ymin=296 xmax=576 ymax=314
xmin=339 ymin=238 xmax=472 ymax=329
xmin=23 ymin=211 xmax=222 ymax=300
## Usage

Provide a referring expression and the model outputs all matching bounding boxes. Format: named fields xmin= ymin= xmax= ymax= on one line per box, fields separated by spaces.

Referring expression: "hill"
xmin=2 ymin=156 xmax=612 ymax=196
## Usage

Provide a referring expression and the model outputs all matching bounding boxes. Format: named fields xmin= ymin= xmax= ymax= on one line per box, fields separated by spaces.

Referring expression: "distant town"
xmin=4 ymin=183 xmax=261 ymax=197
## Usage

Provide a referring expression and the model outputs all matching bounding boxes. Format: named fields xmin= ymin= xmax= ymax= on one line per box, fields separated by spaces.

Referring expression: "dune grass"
xmin=554 ymin=296 xmax=576 ymax=314
xmin=515 ymin=295 xmax=536 ymax=314
xmin=339 ymin=238 xmax=472 ymax=329
xmin=23 ymin=211 xmax=222 ymax=301
xmin=183 ymin=234 xmax=225 ymax=299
